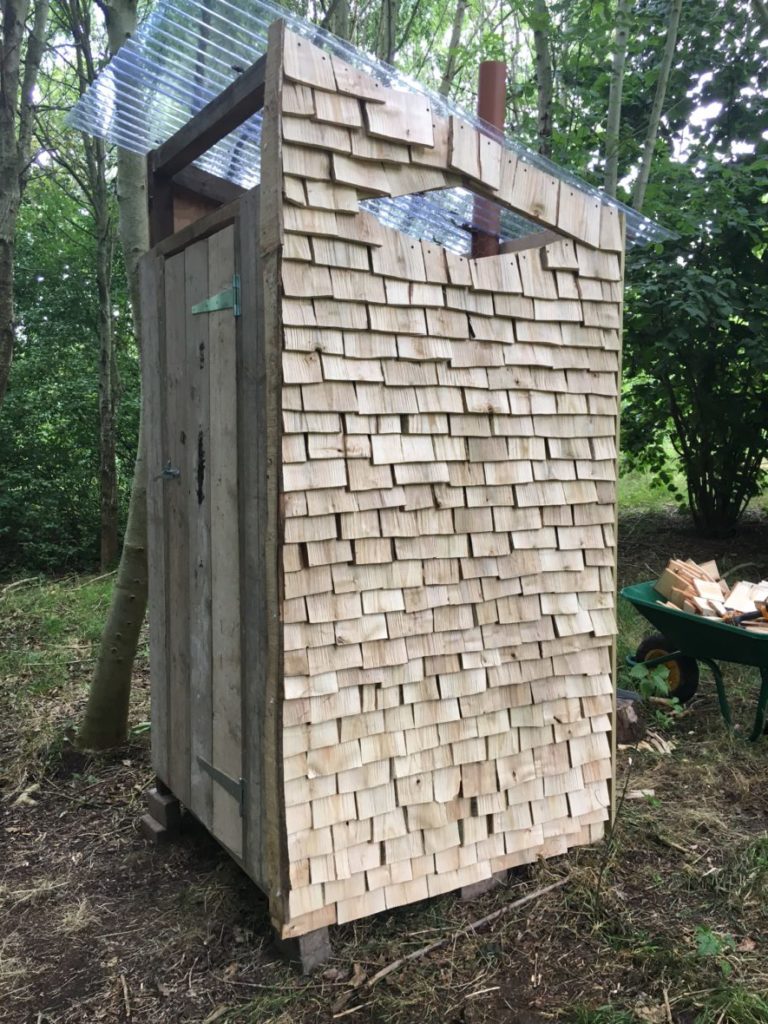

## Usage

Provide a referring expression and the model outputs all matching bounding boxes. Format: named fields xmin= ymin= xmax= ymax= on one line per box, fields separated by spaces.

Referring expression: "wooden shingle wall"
xmin=262 ymin=23 xmax=623 ymax=939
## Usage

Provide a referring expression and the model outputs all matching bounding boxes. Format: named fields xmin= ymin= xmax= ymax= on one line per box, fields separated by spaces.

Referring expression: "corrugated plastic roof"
xmin=67 ymin=0 xmax=673 ymax=253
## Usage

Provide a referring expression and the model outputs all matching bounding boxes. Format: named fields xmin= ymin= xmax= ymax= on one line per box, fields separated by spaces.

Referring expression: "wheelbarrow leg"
xmin=700 ymin=658 xmax=732 ymax=729
xmin=749 ymin=667 xmax=768 ymax=742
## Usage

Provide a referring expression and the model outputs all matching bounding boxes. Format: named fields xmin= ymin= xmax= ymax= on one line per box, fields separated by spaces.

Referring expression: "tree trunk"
xmin=79 ymin=0 xmax=149 ymax=749
xmin=603 ymin=0 xmax=631 ymax=196
xmin=78 ymin=420 xmax=147 ymax=747
xmin=94 ymin=139 xmax=119 ymax=568
xmin=0 ymin=0 xmax=49 ymax=406
xmin=631 ymin=0 xmax=683 ymax=212
xmin=324 ymin=0 xmax=350 ymax=40
xmin=532 ymin=0 xmax=553 ymax=157
xmin=439 ymin=0 xmax=468 ymax=97
xmin=376 ymin=0 xmax=399 ymax=63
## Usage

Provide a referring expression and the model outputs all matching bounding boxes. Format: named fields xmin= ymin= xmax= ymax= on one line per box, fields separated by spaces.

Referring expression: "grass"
xmin=3 ymin=502 xmax=768 ymax=1023
xmin=0 ymin=573 xmax=149 ymax=789
xmin=0 ymin=574 xmax=118 ymax=694
xmin=618 ymin=465 xmax=682 ymax=512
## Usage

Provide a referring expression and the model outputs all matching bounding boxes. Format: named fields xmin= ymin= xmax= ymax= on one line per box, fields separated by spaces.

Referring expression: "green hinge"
xmin=191 ymin=273 xmax=241 ymax=317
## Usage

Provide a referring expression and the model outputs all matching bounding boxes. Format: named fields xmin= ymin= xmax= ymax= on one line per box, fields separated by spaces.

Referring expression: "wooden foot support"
xmin=460 ymin=869 xmax=508 ymax=900
xmin=272 ymin=927 xmax=332 ymax=973
xmin=139 ymin=784 xmax=182 ymax=843
xmin=146 ymin=786 xmax=182 ymax=829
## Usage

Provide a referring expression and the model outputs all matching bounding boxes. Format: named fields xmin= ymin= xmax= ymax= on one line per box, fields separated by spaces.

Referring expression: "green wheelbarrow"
xmin=620 ymin=581 xmax=768 ymax=742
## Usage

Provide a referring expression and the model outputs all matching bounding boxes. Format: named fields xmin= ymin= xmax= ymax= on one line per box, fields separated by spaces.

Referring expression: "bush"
xmin=623 ymin=155 xmax=768 ymax=536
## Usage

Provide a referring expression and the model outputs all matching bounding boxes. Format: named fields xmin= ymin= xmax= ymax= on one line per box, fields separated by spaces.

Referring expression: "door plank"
xmin=184 ymin=238 xmax=213 ymax=829
xmin=163 ymin=252 xmax=192 ymax=806
xmin=140 ymin=253 xmax=170 ymax=784
xmin=208 ymin=224 xmax=244 ymax=859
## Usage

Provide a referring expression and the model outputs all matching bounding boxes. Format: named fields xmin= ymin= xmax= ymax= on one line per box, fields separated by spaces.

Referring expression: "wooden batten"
xmin=142 ymin=20 xmax=624 ymax=945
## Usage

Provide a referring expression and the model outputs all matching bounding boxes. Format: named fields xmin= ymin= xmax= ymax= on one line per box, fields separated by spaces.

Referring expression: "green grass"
xmin=695 ymin=986 xmax=768 ymax=1024
xmin=618 ymin=466 xmax=680 ymax=512
xmin=569 ymin=1008 xmax=640 ymax=1024
xmin=0 ymin=574 xmax=117 ymax=695
xmin=0 ymin=573 xmax=149 ymax=786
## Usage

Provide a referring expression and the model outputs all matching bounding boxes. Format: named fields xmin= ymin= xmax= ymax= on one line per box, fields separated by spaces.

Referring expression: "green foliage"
xmin=694 ymin=925 xmax=735 ymax=968
xmin=620 ymin=1 xmax=768 ymax=535
xmin=623 ymin=154 xmax=768 ymax=535
xmin=629 ymin=659 xmax=672 ymax=700
xmin=0 ymin=173 xmax=139 ymax=574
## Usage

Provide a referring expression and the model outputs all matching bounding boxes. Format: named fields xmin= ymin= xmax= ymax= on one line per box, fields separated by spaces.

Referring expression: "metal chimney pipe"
xmin=472 ymin=60 xmax=507 ymax=259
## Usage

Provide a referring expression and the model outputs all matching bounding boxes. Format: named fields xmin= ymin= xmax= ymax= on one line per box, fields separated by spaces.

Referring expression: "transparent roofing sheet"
xmin=68 ymin=0 xmax=673 ymax=254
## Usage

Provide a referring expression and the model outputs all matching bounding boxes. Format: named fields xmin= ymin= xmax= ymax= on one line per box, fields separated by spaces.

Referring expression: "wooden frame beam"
xmin=147 ymin=56 xmax=263 ymax=246
xmin=151 ymin=54 xmax=267 ymax=179
xmin=173 ymin=166 xmax=245 ymax=207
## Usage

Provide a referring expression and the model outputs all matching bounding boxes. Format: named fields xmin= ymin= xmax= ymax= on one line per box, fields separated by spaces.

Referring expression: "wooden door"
xmin=141 ymin=208 xmax=244 ymax=861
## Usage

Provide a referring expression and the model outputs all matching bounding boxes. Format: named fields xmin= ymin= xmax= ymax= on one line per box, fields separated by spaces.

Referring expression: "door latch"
xmin=157 ymin=460 xmax=180 ymax=481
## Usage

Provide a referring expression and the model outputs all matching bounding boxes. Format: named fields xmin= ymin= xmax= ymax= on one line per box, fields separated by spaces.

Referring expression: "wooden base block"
xmin=139 ymin=812 xmax=174 ymax=844
xmin=460 ymin=869 xmax=508 ymax=900
xmin=616 ymin=698 xmax=645 ymax=745
xmin=146 ymin=786 xmax=182 ymax=830
xmin=272 ymin=927 xmax=332 ymax=973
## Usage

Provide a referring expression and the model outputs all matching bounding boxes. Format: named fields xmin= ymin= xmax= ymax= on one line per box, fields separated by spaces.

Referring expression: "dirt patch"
xmin=2 ymin=509 xmax=768 ymax=1024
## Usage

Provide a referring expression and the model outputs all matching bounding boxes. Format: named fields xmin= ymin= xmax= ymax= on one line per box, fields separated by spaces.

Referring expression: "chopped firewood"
xmin=693 ymin=579 xmax=723 ymax=601
xmin=654 ymin=558 xmax=767 ymax=628
xmin=724 ymin=581 xmax=756 ymax=614
xmin=656 ymin=568 xmax=685 ymax=601
xmin=692 ymin=596 xmax=718 ymax=617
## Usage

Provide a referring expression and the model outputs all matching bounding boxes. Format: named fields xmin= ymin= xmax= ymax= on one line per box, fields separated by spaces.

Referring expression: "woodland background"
xmin=2 ymin=5 xmax=768 ymax=1021
xmin=0 ymin=0 xmax=766 ymax=577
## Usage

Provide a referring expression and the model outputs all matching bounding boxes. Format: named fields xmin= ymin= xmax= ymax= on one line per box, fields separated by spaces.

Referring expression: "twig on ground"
xmin=652 ymin=832 xmax=692 ymax=856
xmin=332 ymin=1001 xmax=374 ymax=1019
xmin=595 ymin=755 xmax=635 ymax=904
xmin=332 ymin=876 xmax=569 ymax=1013
xmin=1 ymin=577 xmax=40 ymax=597
xmin=73 ymin=571 xmax=117 ymax=590
xmin=119 ymin=973 xmax=131 ymax=1019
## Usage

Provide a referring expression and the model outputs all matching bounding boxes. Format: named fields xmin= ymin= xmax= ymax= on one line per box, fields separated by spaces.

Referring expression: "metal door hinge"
xmin=197 ymin=756 xmax=245 ymax=817
xmin=191 ymin=274 xmax=241 ymax=317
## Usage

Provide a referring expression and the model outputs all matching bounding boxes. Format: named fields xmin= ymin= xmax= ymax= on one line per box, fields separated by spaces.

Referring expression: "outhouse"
xmin=70 ymin=0 xmax=669 ymax=962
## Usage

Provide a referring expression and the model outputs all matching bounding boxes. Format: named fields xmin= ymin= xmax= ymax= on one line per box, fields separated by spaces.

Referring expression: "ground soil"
xmin=2 ymin=508 xmax=768 ymax=1024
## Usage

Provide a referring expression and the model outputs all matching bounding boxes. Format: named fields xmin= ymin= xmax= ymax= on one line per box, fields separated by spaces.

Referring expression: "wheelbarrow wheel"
xmin=635 ymin=634 xmax=699 ymax=703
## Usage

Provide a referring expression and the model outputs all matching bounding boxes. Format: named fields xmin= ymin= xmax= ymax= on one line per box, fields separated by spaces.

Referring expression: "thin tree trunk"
xmin=376 ymin=0 xmax=399 ymax=63
xmin=79 ymin=420 xmax=147 ymax=747
xmin=532 ymin=0 xmax=553 ymax=157
xmin=53 ymin=0 xmax=120 ymax=569
xmin=94 ymin=138 xmax=119 ymax=568
xmin=631 ymin=0 xmax=683 ymax=212
xmin=604 ymin=0 xmax=631 ymax=196
xmin=79 ymin=0 xmax=149 ymax=749
xmin=0 ymin=0 xmax=49 ymax=406
xmin=439 ymin=0 xmax=468 ymax=97
xmin=324 ymin=0 xmax=350 ymax=40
